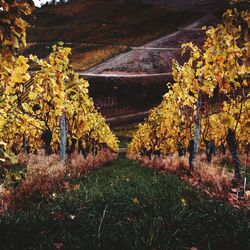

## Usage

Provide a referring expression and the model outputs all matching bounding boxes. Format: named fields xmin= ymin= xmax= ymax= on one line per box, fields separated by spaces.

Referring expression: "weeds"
xmin=0 ymin=157 xmax=249 ymax=249
xmin=0 ymin=149 xmax=117 ymax=213
xmin=127 ymin=153 xmax=234 ymax=199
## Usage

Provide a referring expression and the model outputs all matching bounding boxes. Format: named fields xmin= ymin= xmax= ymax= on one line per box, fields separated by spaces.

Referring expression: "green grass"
xmin=0 ymin=157 xmax=249 ymax=249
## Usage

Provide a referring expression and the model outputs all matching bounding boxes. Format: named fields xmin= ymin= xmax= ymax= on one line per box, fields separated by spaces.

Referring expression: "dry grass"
xmin=127 ymin=153 xmax=189 ymax=173
xmin=127 ymin=153 xmax=233 ymax=199
xmin=71 ymin=45 xmax=128 ymax=71
xmin=203 ymin=151 xmax=250 ymax=167
xmin=15 ymin=152 xmax=66 ymax=203
xmin=0 ymin=185 xmax=11 ymax=215
xmin=191 ymin=161 xmax=232 ymax=196
xmin=68 ymin=148 xmax=118 ymax=178
xmin=0 ymin=149 xmax=118 ymax=211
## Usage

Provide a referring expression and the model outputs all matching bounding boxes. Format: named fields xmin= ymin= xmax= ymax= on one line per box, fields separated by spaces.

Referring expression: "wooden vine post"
xmin=60 ymin=113 xmax=67 ymax=161
xmin=192 ymin=91 xmax=202 ymax=167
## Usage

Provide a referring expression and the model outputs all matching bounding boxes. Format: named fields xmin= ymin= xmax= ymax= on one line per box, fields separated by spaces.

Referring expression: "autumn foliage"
xmin=0 ymin=0 xmax=119 ymax=211
xmin=128 ymin=2 xmax=249 ymax=202
xmin=128 ymin=5 xmax=249 ymax=165
xmin=0 ymin=1 xmax=118 ymax=158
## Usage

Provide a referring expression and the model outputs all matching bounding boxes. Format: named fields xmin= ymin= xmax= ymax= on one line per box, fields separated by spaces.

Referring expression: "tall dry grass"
xmin=68 ymin=148 xmax=117 ymax=178
xmin=71 ymin=45 xmax=127 ymax=71
xmin=127 ymin=153 xmax=189 ymax=173
xmin=204 ymin=151 xmax=250 ymax=167
xmin=16 ymin=152 xmax=66 ymax=202
xmin=0 ymin=185 xmax=11 ymax=215
xmin=127 ymin=153 xmax=233 ymax=199
xmin=1 ymin=149 xmax=118 ymax=210
xmin=191 ymin=161 xmax=232 ymax=196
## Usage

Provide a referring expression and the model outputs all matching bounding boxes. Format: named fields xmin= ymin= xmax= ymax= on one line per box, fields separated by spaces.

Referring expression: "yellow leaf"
xmin=28 ymin=91 xmax=37 ymax=100
xmin=132 ymin=197 xmax=140 ymax=205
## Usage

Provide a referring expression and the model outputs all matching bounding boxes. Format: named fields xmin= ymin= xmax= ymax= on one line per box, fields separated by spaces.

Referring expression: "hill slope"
xmin=26 ymin=0 xmax=203 ymax=71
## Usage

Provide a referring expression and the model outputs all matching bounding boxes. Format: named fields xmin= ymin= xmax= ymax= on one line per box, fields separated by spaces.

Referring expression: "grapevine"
xmin=128 ymin=3 xmax=249 ymax=179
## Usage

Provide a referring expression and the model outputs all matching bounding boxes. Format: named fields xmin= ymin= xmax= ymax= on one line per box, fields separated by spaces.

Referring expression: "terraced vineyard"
xmin=23 ymin=0 xmax=228 ymax=123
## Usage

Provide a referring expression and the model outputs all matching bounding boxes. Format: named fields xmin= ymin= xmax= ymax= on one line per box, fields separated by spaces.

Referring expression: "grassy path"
xmin=0 ymin=156 xmax=249 ymax=249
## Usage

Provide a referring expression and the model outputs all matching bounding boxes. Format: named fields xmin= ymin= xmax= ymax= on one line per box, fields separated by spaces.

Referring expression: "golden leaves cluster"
xmin=0 ymin=0 xmax=34 ymax=51
xmin=0 ymin=43 xmax=118 ymax=153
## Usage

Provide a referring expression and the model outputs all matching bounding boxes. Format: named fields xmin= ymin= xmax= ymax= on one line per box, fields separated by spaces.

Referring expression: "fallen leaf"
xmin=132 ymin=197 xmax=140 ymax=205
xmin=54 ymin=242 xmax=64 ymax=250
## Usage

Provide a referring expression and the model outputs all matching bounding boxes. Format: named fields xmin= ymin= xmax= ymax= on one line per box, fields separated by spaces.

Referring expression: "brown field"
xmin=27 ymin=0 xmax=202 ymax=70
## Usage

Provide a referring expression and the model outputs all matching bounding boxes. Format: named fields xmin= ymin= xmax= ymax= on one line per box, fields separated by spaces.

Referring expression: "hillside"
xmin=26 ymin=0 xmax=203 ymax=71
xmin=23 ymin=0 xmax=229 ymax=122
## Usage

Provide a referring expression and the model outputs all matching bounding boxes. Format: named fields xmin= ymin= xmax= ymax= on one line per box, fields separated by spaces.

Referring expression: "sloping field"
xmin=83 ymin=14 xmax=219 ymax=77
xmin=26 ymin=0 xmax=202 ymax=71
xmin=25 ymin=0 xmax=228 ymax=73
